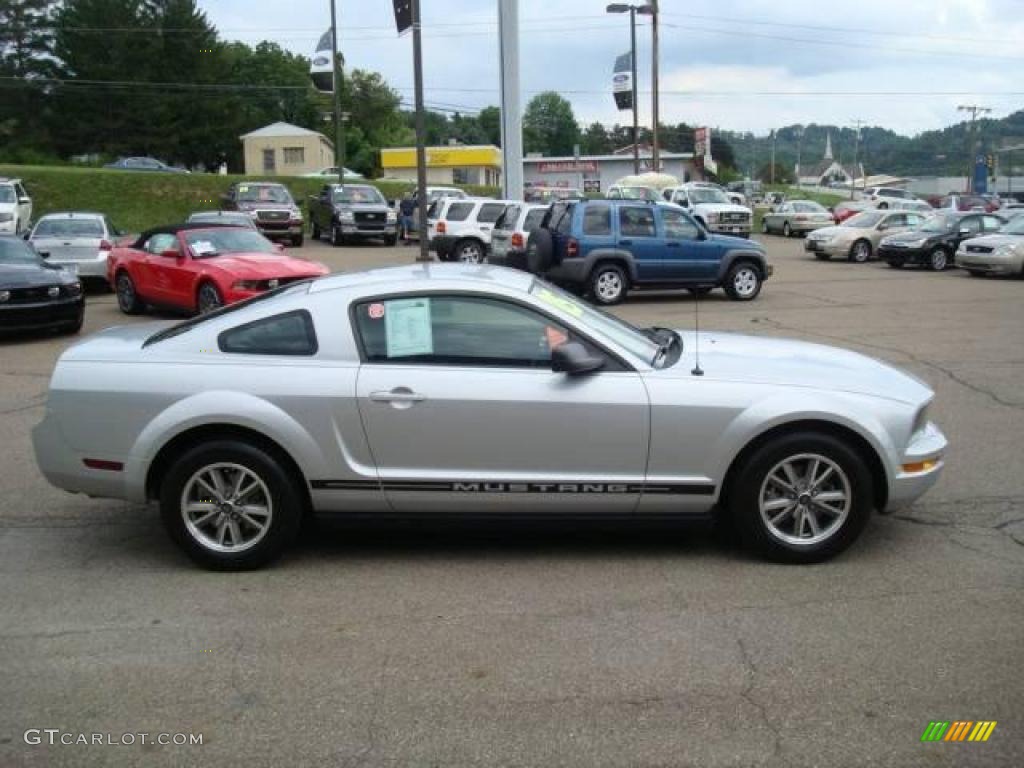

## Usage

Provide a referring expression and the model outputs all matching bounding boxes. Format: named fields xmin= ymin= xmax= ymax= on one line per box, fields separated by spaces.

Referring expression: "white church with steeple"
xmin=796 ymin=130 xmax=864 ymax=188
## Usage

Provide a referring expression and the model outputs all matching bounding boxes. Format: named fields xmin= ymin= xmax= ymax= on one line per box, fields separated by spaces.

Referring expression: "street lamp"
xmin=607 ymin=2 xmax=657 ymax=172
xmin=795 ymin=126 xmax=805 ymax=188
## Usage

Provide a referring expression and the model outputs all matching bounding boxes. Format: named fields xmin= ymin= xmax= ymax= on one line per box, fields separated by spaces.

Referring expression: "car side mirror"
xmin=551 ymin=342 xmax=605 ymax=376
xmin=160 ymin=248 xmax=180 ymax=259
xmin=18 ymin=197 xmax=31 ymax=204
xmin=959 ymin=227 xmax=971 ymax=236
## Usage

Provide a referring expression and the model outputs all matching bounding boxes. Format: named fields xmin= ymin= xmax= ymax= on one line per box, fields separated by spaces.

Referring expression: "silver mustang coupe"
xmin=33 ymin=265 xmax=946 ymax=569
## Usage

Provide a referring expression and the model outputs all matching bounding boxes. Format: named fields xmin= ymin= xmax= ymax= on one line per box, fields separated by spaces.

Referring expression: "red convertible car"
xmin=108 ymin=224 xmax=329 ymax=315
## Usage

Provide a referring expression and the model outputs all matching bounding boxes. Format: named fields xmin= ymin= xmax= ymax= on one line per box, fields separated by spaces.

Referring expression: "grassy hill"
xmin=0 ymin=165 xmax=498 ymax=232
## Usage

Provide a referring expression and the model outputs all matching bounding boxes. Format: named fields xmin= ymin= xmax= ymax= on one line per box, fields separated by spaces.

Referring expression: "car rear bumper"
xmin=47 ymin=255 xmax=109 ymax=280
xmin=488 ymin=248 xmax=528 ymax=269
xmin=430 ymin=234 xmax=457 ymax=257
xmin=0 ymin=297 xmax=84 ymax=332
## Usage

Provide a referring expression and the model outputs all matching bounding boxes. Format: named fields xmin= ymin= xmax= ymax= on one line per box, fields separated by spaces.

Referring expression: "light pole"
xmin=649 ymin=0 xmax=659 ymax=171
xmin=769 ymin=130 xmax=776 ymax=186
xmin=795 ymin=126 xmax=804 ymax=188
xmin=329 ymin=0 xmax=344 ymax=183
xmin=958 ymin=104 xmax=991 ymax=193
xmin=607 ymin=3 xmax=653 ymax=175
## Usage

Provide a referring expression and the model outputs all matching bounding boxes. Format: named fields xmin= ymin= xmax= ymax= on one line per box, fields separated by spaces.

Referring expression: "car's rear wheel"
xmin=197 ymin=282 xmax=223 ymax=314
xmin=159 ymin=440 xmax=302 ymax=570
xmin=729 ymin=432 xmax=872 ymax=563
xmin=849 ymin=239 xmax=872 ymax=263
xmin=455 ymin=239 xmax=485 ymax=263
xmin=783 ymin=222 xmax=792 ymax=237
xmin=290 ymin=234 xmax=304 ymax=248
xmin=588 ymin=263 xmax=628 ymax=305
xmin=724 ymin=262 xmax=762 ymax=301
xmin=887 ymin=258 xmax=904 ymax=269
xmin=115 ymin=271 xmax=144 ymax=315
xmin=928 ymin=247 xmax=949 ymax=271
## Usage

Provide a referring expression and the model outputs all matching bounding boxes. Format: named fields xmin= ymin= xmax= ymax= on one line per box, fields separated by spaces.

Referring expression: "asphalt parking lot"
xmin=2 ymin=235 xmax=1022 ymax=767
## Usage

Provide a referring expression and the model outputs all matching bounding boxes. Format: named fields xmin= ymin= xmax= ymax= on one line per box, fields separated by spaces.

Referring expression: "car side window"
xmin=619 ymin=206 xmax=656 ymax=237
xmin=219 ymin=311 xmax=317 ymax=356
xmin=582 ymin=204 xmax=612 ymax=236
xmin=445 ymin=202 xmax=474 ymax=222
xmin=661 ymin=208 xmax=700 ymax=239
xmin=145 ymin=233 xmax=178 ymax=254
xmin=982 ymin=216 xmax=1003 ymax=231
xmin=354 ymin=295 xmax=596 ymax=369
xmin=553 ymin=204 xmax=575 ymax=235
xmin=960 ymin=217 xmax=982 ymax=234
xmin=477 ymin=203 xmax=507 ymax=224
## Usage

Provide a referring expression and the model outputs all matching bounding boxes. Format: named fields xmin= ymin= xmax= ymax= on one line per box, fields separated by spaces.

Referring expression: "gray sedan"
xmin=762 ymin=200 xmax=835 ymax=237
xmin=33 ymin=265 xmax=946 ymax=570
xmin=27 ymin=212 xmax=124 ymax=283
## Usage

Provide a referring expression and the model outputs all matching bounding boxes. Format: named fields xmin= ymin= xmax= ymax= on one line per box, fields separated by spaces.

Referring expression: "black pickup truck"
xmin=307 ymin=184 xmax=397 ymax=246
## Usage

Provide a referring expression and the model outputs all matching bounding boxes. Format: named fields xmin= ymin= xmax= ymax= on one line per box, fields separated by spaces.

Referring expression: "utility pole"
xmin=497 ymin=0 xmax=523 ymax=200
xmin=795 ymin=126 xmax=804 ymax=188
xmin=769 ymin=130 xmax=776 ymax=185
xmin=850 ymin=119 xmax=866 ymax=200
xmin=958 ymin=104 xmax=991 ymax=193
xmin=329 ymin=0 xmax=345 ymax=183
xmin=650 ymin=0 xmax=660 ymax=172
xmin=630 ymin=7 xmax=639 ymax=175
xmin=411 ymin=0 xmax=430 ymax=262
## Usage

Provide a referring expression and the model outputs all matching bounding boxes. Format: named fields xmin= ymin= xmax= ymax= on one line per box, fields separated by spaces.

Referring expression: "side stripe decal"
xmin=311 ymin=479 xmax=716 ymax=495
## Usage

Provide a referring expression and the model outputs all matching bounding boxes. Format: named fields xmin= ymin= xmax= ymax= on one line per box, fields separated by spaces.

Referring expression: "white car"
xmin=665 ymin=184 xmax=753 ymax=237
xmin=488 ymin=203 xmax=548 ymax=269
xmin=862 ymin=187 xmax=915 ymax=208
xmin=428 ymin=198 xmax=517 ymax=262
xmin=27 ymin=212 xmax=124 ymax=283
xmin=0 ymin=178 xmax=32 ymax=235
xmin=302 ymin=166 xmax=364 ymax=179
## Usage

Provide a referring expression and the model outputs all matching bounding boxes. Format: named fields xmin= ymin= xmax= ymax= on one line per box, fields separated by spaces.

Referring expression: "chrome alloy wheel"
xmin=181 ymin=463 xmax=273 ymax=553
xmin=457 ymin=241 xmax=485 ymax=263
xmin=759 ymin=453 xmax=851 ymax=546
xmin=595 ymin=270 xmax=624 ymax=302
xmin=732 ymin=266 xmax=759 ymax=298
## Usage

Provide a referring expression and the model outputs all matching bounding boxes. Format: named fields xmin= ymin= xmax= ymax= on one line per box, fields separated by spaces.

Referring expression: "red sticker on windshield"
xmin=368 ymin=303 xmax=385 ymax=320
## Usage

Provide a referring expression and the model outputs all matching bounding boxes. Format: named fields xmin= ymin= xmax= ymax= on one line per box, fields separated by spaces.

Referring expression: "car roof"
xmin=232 ymin=181 xmax=287 ymax=187
xmin=0 ymin=177 xmax=22 ymax=184
xmin=308 ymin=263 xmax=536 ymax=296
xmin=188 ymin=210 xmax=248 ymax=217
xmin=36 ymin=211 xmax=105 ymax=219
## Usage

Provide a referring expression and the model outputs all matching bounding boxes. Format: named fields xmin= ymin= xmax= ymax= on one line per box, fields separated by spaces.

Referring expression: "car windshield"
xmin=236 ymin=185 xmax=292 ymax=204
xmin=528 ymin=279 xmax=661 ymax=364
xmin=1000 ymin=217 xmax=1024 ymax=235
xmin=844 ymin=212 xmax=884 ymax=228
xmin=333 ymin=186 xmax=385 ymax=204
xmin=33 ymin=218 xmax=105 ymax=237
xmin=618 ymin=187 xmax=657 ymax=201
xmin=0 ymin=237 xmax=41 ymax=264
xmin=189 ymin=212 xmax=251 ymax=226
xmin=183 ymin=228 xmax=275 ymax=257
xmin=688 ymin=188 xmax=731 ymax=204
xmin=920 ymin=215 xmax=955 ymax=233
xmin=0 ymin=187 xmax=15 ymax=203
xmin=795 ymin=201 xmax=828 ymax=213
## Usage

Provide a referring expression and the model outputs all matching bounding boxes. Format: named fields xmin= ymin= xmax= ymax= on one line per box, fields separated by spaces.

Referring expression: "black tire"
xmin=723 ymin=261 xmax=763 ymax=301
xmin=887 ymin=258 xmax=904 ymax=269
xmin=928 ymin=246 xmax=949 ymax=271
xmin=385 ymin=235 xmax=398 ymax=247
xmin=967 ymin=269 xmax=985 ymax=277
xmin=783 ymin=222 xmax=792 ymax=238
xmin=196 ymin=282 xmax=223 ymax=314
xmin=849 ymin=239 xmax=872 ymax=263
xmin=877 ymin=201 xmax=889 ymax=210
xmin=728 ymin=431 xmax=873 ymax=564
xmin=311 ymin=221 xmax=321 ymax=240
xmin=815 ymin=253 xmax=831 ymax=261
xmin=330 ymin=224 xmax=345 ymax=247
xmin=115 ymin=270 xmax=145 ymax=315
xmin=159 ymin=440 xmax=303 ymax=571
xmin=526 ymin=228 xmax=554 ymax=273
xmin=454 ymin=238 xmax=486 ymax=264
xmin=291 ymin=234 xmax=304 ymax=248
xmin=587 ymin=262 xmax=628 ymax=305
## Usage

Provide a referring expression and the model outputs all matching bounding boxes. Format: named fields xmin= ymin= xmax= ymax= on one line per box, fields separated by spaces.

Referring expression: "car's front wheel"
xmin=724 ymin=262 xmax=763 ymax=301
xmin=849 ymin=239 xmax=872 ymax=263
xmin=928 ymin=247 xmax=949 ymax=271
xmin=728 ymin=432 xmax=873 ymax=563
xmin=783 ymin=222 xmax=792 ymax=237
xmin=331 ymin=224 xmax=345 ymax=247
xmin=588 ymin=263 xmax=628 ymax=305
xmin=197 ymin=282 xmax=223 ymax=314
xmin=311 ymin=221 xmax=321 ymax=240
xmin=159 ymin=440 xmax=303 ymax=570
xmin=291 ymin=234 xmax=304 ymax=248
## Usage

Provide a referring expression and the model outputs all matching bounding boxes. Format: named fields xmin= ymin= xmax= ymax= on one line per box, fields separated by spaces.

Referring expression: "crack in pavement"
xmin=751 ymin=316 xmax=1024 ymax=411
xmin=736 ymin=637 xmax=782 ymax=766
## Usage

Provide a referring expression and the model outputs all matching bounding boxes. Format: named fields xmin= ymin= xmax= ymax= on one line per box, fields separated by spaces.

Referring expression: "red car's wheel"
xmin=197 ymin=282 xmax=224 ymax=314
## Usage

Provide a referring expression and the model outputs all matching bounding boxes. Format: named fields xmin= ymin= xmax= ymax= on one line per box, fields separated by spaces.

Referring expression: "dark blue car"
xmin=525 ymin=199 xmax=772 ymax=305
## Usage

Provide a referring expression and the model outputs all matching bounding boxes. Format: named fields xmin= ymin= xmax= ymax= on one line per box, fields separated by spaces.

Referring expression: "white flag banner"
xmin=310 ymin=29 xmax=334 ymax=93
xmin=612 ymin=52 xmax=633 ymax=111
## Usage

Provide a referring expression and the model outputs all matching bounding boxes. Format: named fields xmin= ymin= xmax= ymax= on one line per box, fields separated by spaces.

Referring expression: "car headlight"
xmin=290 ymin=208 xmax=303 ymax=221
xmin=338 ymin=210 xmax=355 ymax=222
xmin=0 ymin=213 xmax=13 ymax=223
xmin=64 ymin=281 xmax=82 ymax=297
xmin=233 ymin=280 xmax=265 ymax=291
xmin=386 ymin=210 xmax=397 ymax=223
xmin=993 ymin=245 xmax=1017 ymax=259
xmin=0 ymin=290 xmax=10 ymax=302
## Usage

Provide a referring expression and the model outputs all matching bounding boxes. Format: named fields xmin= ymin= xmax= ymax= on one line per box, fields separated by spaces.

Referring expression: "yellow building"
xmin=380 ymin=145 xmax=502 ymax=186
xmin=240 ymin=122 xmax=335 ymax=177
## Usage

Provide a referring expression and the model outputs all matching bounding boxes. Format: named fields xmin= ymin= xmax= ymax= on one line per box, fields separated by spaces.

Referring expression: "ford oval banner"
xmin=613 ymin=52 xmax=633 ymax=111
xmin=310 ymin=29 xmax=334 ymax=93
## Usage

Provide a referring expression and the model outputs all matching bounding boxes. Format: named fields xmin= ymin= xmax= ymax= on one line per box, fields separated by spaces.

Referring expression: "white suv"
xmin=665 ymin=183 xmax=753 ymax=237
xmin=0 ymin=178 xmax=33 ymax=235
xmin=863 ymin=187 xmax=914 ymax=208
xmin=428 ymin=198 xmax=517 ymax=262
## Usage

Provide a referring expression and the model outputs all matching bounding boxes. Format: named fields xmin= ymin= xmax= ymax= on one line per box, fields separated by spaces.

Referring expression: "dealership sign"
xmin=538 ymin=161 xmax=598 ymax=173
xmin=310 ymin=29 xmax=335 ymax=93
xmin=613 ymin=52 xmax=633 ymax=111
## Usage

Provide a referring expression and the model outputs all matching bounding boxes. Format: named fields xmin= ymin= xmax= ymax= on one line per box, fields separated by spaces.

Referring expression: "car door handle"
xmin=369 ymin=389 xmax=426 ymax=404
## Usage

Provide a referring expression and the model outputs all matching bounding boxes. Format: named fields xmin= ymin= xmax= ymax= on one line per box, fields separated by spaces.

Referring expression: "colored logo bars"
xmin=921 ymin=721 xmax=997 ymax=742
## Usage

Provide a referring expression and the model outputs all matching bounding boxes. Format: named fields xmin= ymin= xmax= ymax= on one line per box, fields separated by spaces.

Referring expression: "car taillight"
xmin=437 ymin=221 xmax=446 ymax=234
xmin=795 ymin=215 xmax=808 ymax=221
xmin=566 ymin=237 xmax=579 ymax=258
xmin=99 ymin=240 xmax=113 ymax=251
xmin=511 ymin=232 xmax=524 ymax=248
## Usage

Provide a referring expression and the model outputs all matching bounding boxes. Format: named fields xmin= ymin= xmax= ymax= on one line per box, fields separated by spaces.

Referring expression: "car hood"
xmin=0 ymin=262 xmax=77 ymax=289
xmin=0 ymin=202 xmax=17 ymax=213
xmin=958 ymin=233 xmax=1022 ymax=249
xmin=692 ymin=202 xmax=750 ymax=215
xmin=661 ymin=331 xmax=932 ymax=406
xmin=202 ymin=252 xmax=328 ymax=278
xmin=334 ymin=203 xmax=390 ymax=212
xmin=707 ymin=233 xmax=764 ymax=250
xmin=234 ymin=201 xmax=294 ymax=211
xmin=882 ymin=229 xmax=942 ymax=244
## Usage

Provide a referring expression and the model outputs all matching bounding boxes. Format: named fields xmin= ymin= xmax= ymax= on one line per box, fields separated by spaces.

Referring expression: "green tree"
xmin=581 ymin=122 xmax=612 ymax=155
xmin=756 ymin=162 xmax=794 ymax=184
xmin=0 ymin=0 xmax=57 ymax=156
xmin=476 ymin=106 xmax=501 ymax=146
xmin=522 ymin=91 xmax=579 ymax=156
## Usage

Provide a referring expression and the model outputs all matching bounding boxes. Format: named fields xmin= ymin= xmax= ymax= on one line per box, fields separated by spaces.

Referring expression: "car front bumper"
xmin=0 ymin=296 xmax=84 ymax=332
xmin=338 ymin=223 xmax=396 ymax=238
xmin=804 ymin=239 xmax=850 ymax=257
xmin=878 ymin=245 xmax=930 ymax=264
xmin=885 ymin=421 xmax=947 ymax=512
xmin=256 ymin=222 xmax=304 ymax=239
xmin=955 ymin=252 xmax=1022 ymax=275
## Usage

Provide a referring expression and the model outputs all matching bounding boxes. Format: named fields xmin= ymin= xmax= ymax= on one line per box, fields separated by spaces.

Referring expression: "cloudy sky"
xmin=199 ymin=0 xmax=1024 ymax=137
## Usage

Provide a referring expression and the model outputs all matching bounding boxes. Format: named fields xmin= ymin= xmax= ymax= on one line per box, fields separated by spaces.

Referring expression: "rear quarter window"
xmin=582 ymin=204 xmax=612 ymax=236
xmin=477 ymin=203 xmax=507 ymax=224
xmin=218 ymin=310 xmax=318 ymax=356
xmin=522 ymin=209 xmax=545 ymax=232
xmin=445 ymin=202 xmax=474 ymax=222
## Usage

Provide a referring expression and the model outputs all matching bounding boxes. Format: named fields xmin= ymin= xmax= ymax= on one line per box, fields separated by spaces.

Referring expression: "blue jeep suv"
xmin=525 ymin=199 xmax=772 ymax=305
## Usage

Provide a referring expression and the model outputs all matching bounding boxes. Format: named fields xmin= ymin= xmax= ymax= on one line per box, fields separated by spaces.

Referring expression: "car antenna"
xmin=691 ymin=286 xmax=705 ymax=377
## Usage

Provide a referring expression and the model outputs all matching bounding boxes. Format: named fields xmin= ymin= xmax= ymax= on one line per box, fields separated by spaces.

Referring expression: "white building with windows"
xmin=240 ymin=122 xmax=334 ymax=177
